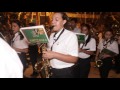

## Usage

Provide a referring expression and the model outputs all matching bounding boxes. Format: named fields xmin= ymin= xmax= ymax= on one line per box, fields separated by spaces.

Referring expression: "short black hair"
xmin=55 ymin=12 xmax=69 ymax=22
xmin=81 ymin=23 xmax=91 ymax=46
xmin=11 ymin=19 xmax=21 ymax=27
xmin=71 ymin=18 xmax=78 ymax=23
xmin=81 ymin=23 xmax=91 ymax=30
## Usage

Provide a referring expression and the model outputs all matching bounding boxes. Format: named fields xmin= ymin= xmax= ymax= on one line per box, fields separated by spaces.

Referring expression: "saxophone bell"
xmin=95 ymin=59 xmax=103 ymax=68
xmin=95 ymin=52 xmax=104 ymax=68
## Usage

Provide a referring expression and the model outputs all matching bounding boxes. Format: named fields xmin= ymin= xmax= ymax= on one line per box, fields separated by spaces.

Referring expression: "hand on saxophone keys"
xmin=42 ymin=50 xmax=55 ymax=60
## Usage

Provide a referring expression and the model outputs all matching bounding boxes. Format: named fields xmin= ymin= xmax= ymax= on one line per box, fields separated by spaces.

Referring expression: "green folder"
xmin=101 ymin=48 xmax=117 ymax=56
xmin=75 ymin=33 xmax=85 ymax=43
xmin=20 ymin=25 xmax=49 ymax=44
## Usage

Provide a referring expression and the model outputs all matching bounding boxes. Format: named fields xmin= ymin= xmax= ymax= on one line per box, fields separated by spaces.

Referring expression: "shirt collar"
xmin=54 ymin=28 xmax=64 ymax=38
xmin=104 ymin=39 xmax=111 ymax=43
xmin=15 ymin=32 xmax=19 ymax=37
xmin=85 ymin=35 xmax=88 ymax=41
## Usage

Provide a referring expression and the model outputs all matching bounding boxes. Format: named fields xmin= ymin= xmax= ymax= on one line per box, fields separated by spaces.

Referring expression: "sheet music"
xmin=20 ymin=25 xmax=49 ymax=45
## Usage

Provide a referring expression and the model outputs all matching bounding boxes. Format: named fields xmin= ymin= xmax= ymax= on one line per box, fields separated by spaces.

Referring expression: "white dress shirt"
xmin=79 ymin=35 xmax=96 ymax=59
xmin=12 ymin=32 xmax=28 ymax=53
xmin=98 ymin=39 xmax=119 ymax=54
xmin=0 ymin=38 xmax=23 ymax=78
xmin=48 ymin=29 xmax=79 ymax=69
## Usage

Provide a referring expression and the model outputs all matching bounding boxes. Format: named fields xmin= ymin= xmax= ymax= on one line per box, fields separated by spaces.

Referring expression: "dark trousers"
xmin=18 ymin=53 xmax=27 ymax=71
xmin=50 ymin=65 xmax=77 ymax=78
xmin=76 ymin=58 xmax=91 ymax=78
xmin=99 ymin=57 xmax=113 ymax=78
xmin=114 ymin=45 xmax=120 ymax=73
xmin=114 ymin=56 xmax=120 ymax=73
xmin=29 ymin=45 xmax=38 ymax=69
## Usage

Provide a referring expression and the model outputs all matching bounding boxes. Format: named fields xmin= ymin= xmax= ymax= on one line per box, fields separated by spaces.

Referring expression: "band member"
xmin=43 ymin=12 xmax=79 ymax=78
xmin=70 ymin=18 xmax=81 ymax=33
xmin=95 ymin=30 xmax=119 ymax=78
xmin=0 ymin=37 xmax=23 ymax=78
xmin=11 ymin=20 xmax=29 ymax=72
xmin=77 ymin=23 xmax=96 ymax=78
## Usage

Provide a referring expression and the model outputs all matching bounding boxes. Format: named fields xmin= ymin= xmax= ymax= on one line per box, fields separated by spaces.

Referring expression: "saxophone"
xmin=34 ymin=26 xmax=54 ymax=78
xmin=34 ymin=43 xmax=53 ymax=78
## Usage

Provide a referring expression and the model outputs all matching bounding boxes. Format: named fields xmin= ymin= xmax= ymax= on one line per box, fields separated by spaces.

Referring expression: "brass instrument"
xmin=95 ymin=51 xmax=104 ymax=68
xmin=34 ymin=43 xmax=52 ymax=78
xmin=95 ymin=59 xmax=103 ymax=68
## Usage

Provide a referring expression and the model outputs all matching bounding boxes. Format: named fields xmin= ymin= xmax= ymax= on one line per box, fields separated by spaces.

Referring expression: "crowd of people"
xmin=0 ymin=12 xmax=120 ymax=78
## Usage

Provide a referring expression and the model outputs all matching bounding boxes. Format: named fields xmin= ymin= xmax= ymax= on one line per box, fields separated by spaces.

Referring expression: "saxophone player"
xmin=95 ymin=30 xmax=119 ymax=78
xmin=42 ymin=12 xmax=79 ymax=78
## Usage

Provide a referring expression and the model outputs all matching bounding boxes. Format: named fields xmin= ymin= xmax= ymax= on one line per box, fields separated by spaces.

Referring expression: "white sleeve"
xmin=111 ymin=41 xmax=119 ymax=54
xmin=20 ymin=38 xmax=29 ymax=49
xmin=66 ymin=34 xmax=79 ymax=57
xmin=89 ymin=38 xmax=96 ymax=51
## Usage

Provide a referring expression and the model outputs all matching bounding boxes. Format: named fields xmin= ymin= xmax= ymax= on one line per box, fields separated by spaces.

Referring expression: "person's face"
xmin=105 ymin=31 xmax=113 ymax=40
xmin=51 ymin=13 xmax=66 ymax=32
xmin=70 ymin=21 xmax=76 ymax=29
xmin=12 ymin=22 xmax=20 ymax=34
xmin=81 ymin=26 xmax=89 ymax=35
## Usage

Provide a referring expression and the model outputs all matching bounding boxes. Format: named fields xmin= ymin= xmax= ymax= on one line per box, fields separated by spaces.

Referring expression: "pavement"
xmin=24 ymin=62 xmax=120 ymax=78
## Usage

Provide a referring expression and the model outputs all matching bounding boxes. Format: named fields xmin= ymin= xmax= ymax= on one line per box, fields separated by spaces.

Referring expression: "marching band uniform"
xmin=78 ymin=35 xmax=96 ymax=78
xmin=48 ymin=28 xmax=79 ymax=78
xmin=97 ymin=39 xmax=119 ymax=78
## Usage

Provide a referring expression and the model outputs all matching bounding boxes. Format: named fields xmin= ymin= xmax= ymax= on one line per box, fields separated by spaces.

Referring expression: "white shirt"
xmin=98 ymin=39 xmax=119 ymax=54
xmin=79 ymin=35 xmax=96 ymax=59
xmin=0 ymin=38 xmax=23 ymax=78
xmin=12 ymin=32 xmax=28 ymax=53
xmin=48 ymin=29 xmax=79 ymax=69
xmin=73 ymin=27 xmax=81 ymax=33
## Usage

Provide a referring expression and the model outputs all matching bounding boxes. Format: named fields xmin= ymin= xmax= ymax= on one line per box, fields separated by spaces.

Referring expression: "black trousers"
xmin=50 ymin=65 xmax=77 ymax=78
xmin=114 ymin=55 xmax=120 ymax=73
xmin=76 ymin=58 xmax=91 ymax=78
xmin=114 ymin=45 xmax=120 ymax=73
xmin=99 ymin=57 xmax=113 ymax=78
xmin=18 ymin=53 xmax=27 ymax=71
xmin=29 ymin=45 xmax=38 ymax=69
